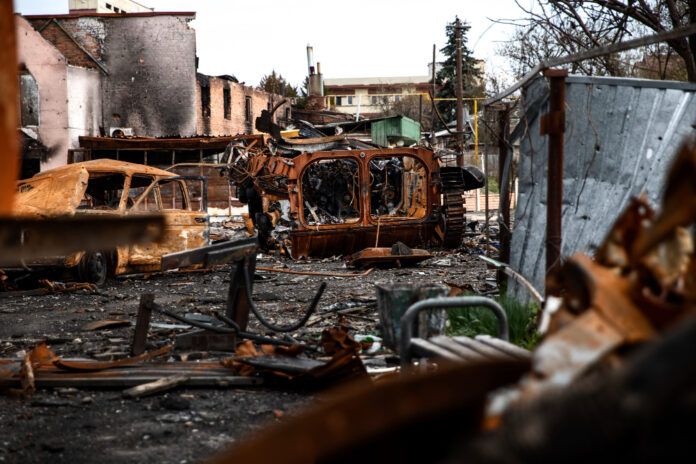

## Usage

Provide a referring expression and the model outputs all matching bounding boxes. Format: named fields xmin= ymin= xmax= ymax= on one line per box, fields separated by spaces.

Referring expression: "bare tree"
xmin=502 ymin=1 xmax=696 ymax=81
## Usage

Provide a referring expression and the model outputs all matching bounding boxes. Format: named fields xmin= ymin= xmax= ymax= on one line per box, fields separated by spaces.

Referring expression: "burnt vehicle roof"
xmin=27 ymin=159 xmax=175 ymax=180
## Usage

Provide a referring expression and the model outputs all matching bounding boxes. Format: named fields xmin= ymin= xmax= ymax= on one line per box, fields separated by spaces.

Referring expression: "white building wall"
xmin=70 ymin=0 xmax=153 ymax=13
xmin=67 ymin=66 xmax=102 ymax=148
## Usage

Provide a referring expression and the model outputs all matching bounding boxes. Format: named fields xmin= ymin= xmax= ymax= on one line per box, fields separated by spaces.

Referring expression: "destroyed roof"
xmin=23 ymin=12 xmax=196 ymax=19
xmin=79 ymin=135 xmax=257 ymax=151
xmin=509 ymin=74 xmax=696 ymax=301
xmin=27 ymin=159 xmax=175 ymax=179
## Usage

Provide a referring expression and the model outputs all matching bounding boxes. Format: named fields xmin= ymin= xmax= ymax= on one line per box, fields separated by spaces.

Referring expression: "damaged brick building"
xmin=16 ymin=10 xmax=289 ymax=176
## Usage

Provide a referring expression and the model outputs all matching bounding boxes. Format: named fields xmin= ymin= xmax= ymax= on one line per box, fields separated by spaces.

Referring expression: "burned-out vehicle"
xmin=13 ymin=159 xmax=208 ymax=284
xmin=226 ymin=113 xmax=484 ymax=257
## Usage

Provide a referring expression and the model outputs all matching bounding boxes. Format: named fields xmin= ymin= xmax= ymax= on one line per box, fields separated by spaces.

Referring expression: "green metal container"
xmin=370 ymin=116 xmax=421 ymax=147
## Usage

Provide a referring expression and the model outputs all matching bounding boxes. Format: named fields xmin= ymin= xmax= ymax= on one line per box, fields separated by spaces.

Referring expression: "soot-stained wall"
xmin=100 ymin=15 xmax=197 ymax=136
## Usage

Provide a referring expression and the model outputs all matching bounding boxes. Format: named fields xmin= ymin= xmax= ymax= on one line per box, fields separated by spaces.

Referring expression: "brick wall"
xmin=196 ymin=76 xmax=291 ymax=136
xmin=36 ymin=21 xmax=99 ymax=70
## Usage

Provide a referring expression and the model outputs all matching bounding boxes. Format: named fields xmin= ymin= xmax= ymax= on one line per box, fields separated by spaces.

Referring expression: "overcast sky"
xmin=14 ymin=0 xmax=527 ymax=87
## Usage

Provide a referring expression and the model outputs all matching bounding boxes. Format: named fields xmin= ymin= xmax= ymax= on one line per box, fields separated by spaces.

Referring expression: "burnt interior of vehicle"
xmin=301 ymin=159 xmax=360 ymax=225
xmin=77 ymin=173 xmax=126 ymax=210
xmin=127 ymin=175 xmax=158 ymax=211
xmin=369 ymin=156 xmax=427 ymax=219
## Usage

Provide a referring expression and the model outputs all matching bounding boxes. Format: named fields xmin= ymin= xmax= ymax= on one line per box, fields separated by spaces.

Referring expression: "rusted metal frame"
xmin=0 ymin=0 xmax=19 ymax=215
xmin=290 ymin=148 xmax=438 ymax=232
xmin=497 ymin=104 xmax=512 ymax=287
xmin=541 ymin=69 xmax=568 ymax=287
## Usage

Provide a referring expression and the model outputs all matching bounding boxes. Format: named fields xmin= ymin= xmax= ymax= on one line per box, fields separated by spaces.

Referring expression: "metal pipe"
xmin=306 ymin=45 xmax=314 ymax=75
xmin=497 ymin=104 xmax=511 ymax=287
xmin=542 ymin=69 xmax=567 ymax=286
xmin=431 ymin=44 xmax=436 ymax=143
xmin=151 ymin=301 xmax=293 ymax=346
xmin=243 ymin=269 xmax=327 ymax=333
xmin=399 ymin=296 xmax=509 ymax=365
xmin=455 ymin=18 xmax=464 ymax=166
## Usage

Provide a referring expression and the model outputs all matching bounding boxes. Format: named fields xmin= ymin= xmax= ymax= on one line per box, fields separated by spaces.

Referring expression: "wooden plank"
xmin=428 ymin=336 xmax=489 ymax=362
xmin=409 ymin=339 xmax=461 ymax=362
xmin=0 ymin=375 xmax=262 ymax=389
xmin=122 ymin=374 xmax=190 ymax=398
xmin=452 ymin=336 xmax=514 ymax=359
xmin=474 ymin=335 xmax=531 ymax=360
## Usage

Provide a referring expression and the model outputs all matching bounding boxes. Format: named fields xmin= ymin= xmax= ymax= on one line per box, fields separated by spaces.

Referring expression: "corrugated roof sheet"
xmin=509 ymin=75 xmax=696 ymax=302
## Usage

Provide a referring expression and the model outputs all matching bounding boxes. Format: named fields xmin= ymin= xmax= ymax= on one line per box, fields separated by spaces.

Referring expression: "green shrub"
xmin=446 ymin=293 xmax=540 ymax=350
xmin=485 ymin=176 xmax=500 ymax=193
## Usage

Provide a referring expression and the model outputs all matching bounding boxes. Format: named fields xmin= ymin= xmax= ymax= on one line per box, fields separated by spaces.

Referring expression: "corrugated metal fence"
xmin=510 ymin=75 xmax=696 ymax=301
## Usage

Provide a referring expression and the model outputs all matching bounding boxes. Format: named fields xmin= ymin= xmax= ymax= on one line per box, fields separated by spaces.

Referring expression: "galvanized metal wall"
xmin=510 ymin=75 xmax=696 ymax=302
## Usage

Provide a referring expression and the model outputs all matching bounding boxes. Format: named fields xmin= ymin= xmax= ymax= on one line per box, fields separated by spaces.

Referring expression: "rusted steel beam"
xmin=0 ymin=0 xmax=20 ymax=215
xmin=131 ymin=294 xmax=154 ymax=356
xmin=541 ymin=69 xmax=567 ymax=289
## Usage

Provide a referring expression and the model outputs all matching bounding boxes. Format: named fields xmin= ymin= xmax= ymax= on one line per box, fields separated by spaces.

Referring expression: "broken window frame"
xmin=201 ymin=84 xmax=211 ymax=119
xmin=19 ymin=70 xmax=39 ymax=127
xmin=368 ymin=155 xmax=429 ymax=222
xmin=158 ymin=178 xmax=189 ymax=211
xmin=299 ymin=157 xmax=362 ymax=227
xmin=244 ymin=96 xmax=252 ymax=124
xmin=77 ymin=172 xmax=128 ymax=212
xmin=223 ymin=87 xmax=231 ymax=120
xmin=127 ymin=174 xmax=159 ymax=212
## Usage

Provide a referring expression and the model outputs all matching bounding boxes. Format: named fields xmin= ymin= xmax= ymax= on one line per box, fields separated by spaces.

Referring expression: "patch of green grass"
xmin=486 ymin=176 xmax=500 ymax=194
xmin=446 ymin=293 xmax=540 ymax=350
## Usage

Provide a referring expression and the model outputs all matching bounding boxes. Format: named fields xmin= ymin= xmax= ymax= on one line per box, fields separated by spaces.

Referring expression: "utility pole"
xmin=431 ymin=44 xmax=436 ymax=143
xmin=455 ymin=18 xmax=464 ymax=167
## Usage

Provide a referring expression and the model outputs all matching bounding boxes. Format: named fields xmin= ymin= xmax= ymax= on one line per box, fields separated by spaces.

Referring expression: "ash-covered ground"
xmin=0 ymin=251 xmax=491 ymax=463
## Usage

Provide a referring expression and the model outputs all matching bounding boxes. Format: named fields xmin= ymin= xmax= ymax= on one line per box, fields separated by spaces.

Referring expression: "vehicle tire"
xmin=78 ymin=251 xmax=109 ymax=286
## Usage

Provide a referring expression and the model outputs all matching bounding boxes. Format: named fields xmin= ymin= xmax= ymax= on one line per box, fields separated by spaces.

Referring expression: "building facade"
xmin=16 ymin=10 xmax=288 ymax=176
xmin=16 ymin=15 xmax=102 ymax=173
xmin=196 ymin=74 xmax=291 ymax=136
xmin=69 ymin=0 xmax=154 ymax=14
xmin=26 ymin=12 xmax=199 ymax=140
xmin=324 ymin=76 xmax=432 ymax=118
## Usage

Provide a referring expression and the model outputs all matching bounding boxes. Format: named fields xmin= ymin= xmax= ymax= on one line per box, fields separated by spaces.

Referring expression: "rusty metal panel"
xmin=510 ymin=75 xmax=696 ymax=301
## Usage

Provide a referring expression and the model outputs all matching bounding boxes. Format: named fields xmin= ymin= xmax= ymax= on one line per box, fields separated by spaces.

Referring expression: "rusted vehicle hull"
xmin=227 ymin=130 xmax=484 ymax=258
xmin=290 ymin=220 xmax=439 ymax=258
xmin=13 ymin=159 xmax=208 ymax=283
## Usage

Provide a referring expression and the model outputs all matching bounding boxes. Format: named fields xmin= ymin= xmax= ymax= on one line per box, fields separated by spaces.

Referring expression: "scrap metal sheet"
xmin=510 ymin=75 xmax=696 ymax=301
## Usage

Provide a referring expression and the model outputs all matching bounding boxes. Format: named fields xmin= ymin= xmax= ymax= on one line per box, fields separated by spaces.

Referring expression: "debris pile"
xmin=206 ymin=140 xmax=696 ymax=463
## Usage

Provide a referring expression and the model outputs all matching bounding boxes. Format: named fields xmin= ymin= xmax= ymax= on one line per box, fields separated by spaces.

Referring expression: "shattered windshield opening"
xmin=301 ymin=158 xmax=360 ymax=225
xmin=369 ymin=156 xmax=427 ymax=219
xmin=77 ymin=173 xmax=126 ymax=210
xmin=159 ymin=179 xmax=187 ymax=210
xmin=128 ymin=175 xmax=159 ymax=211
